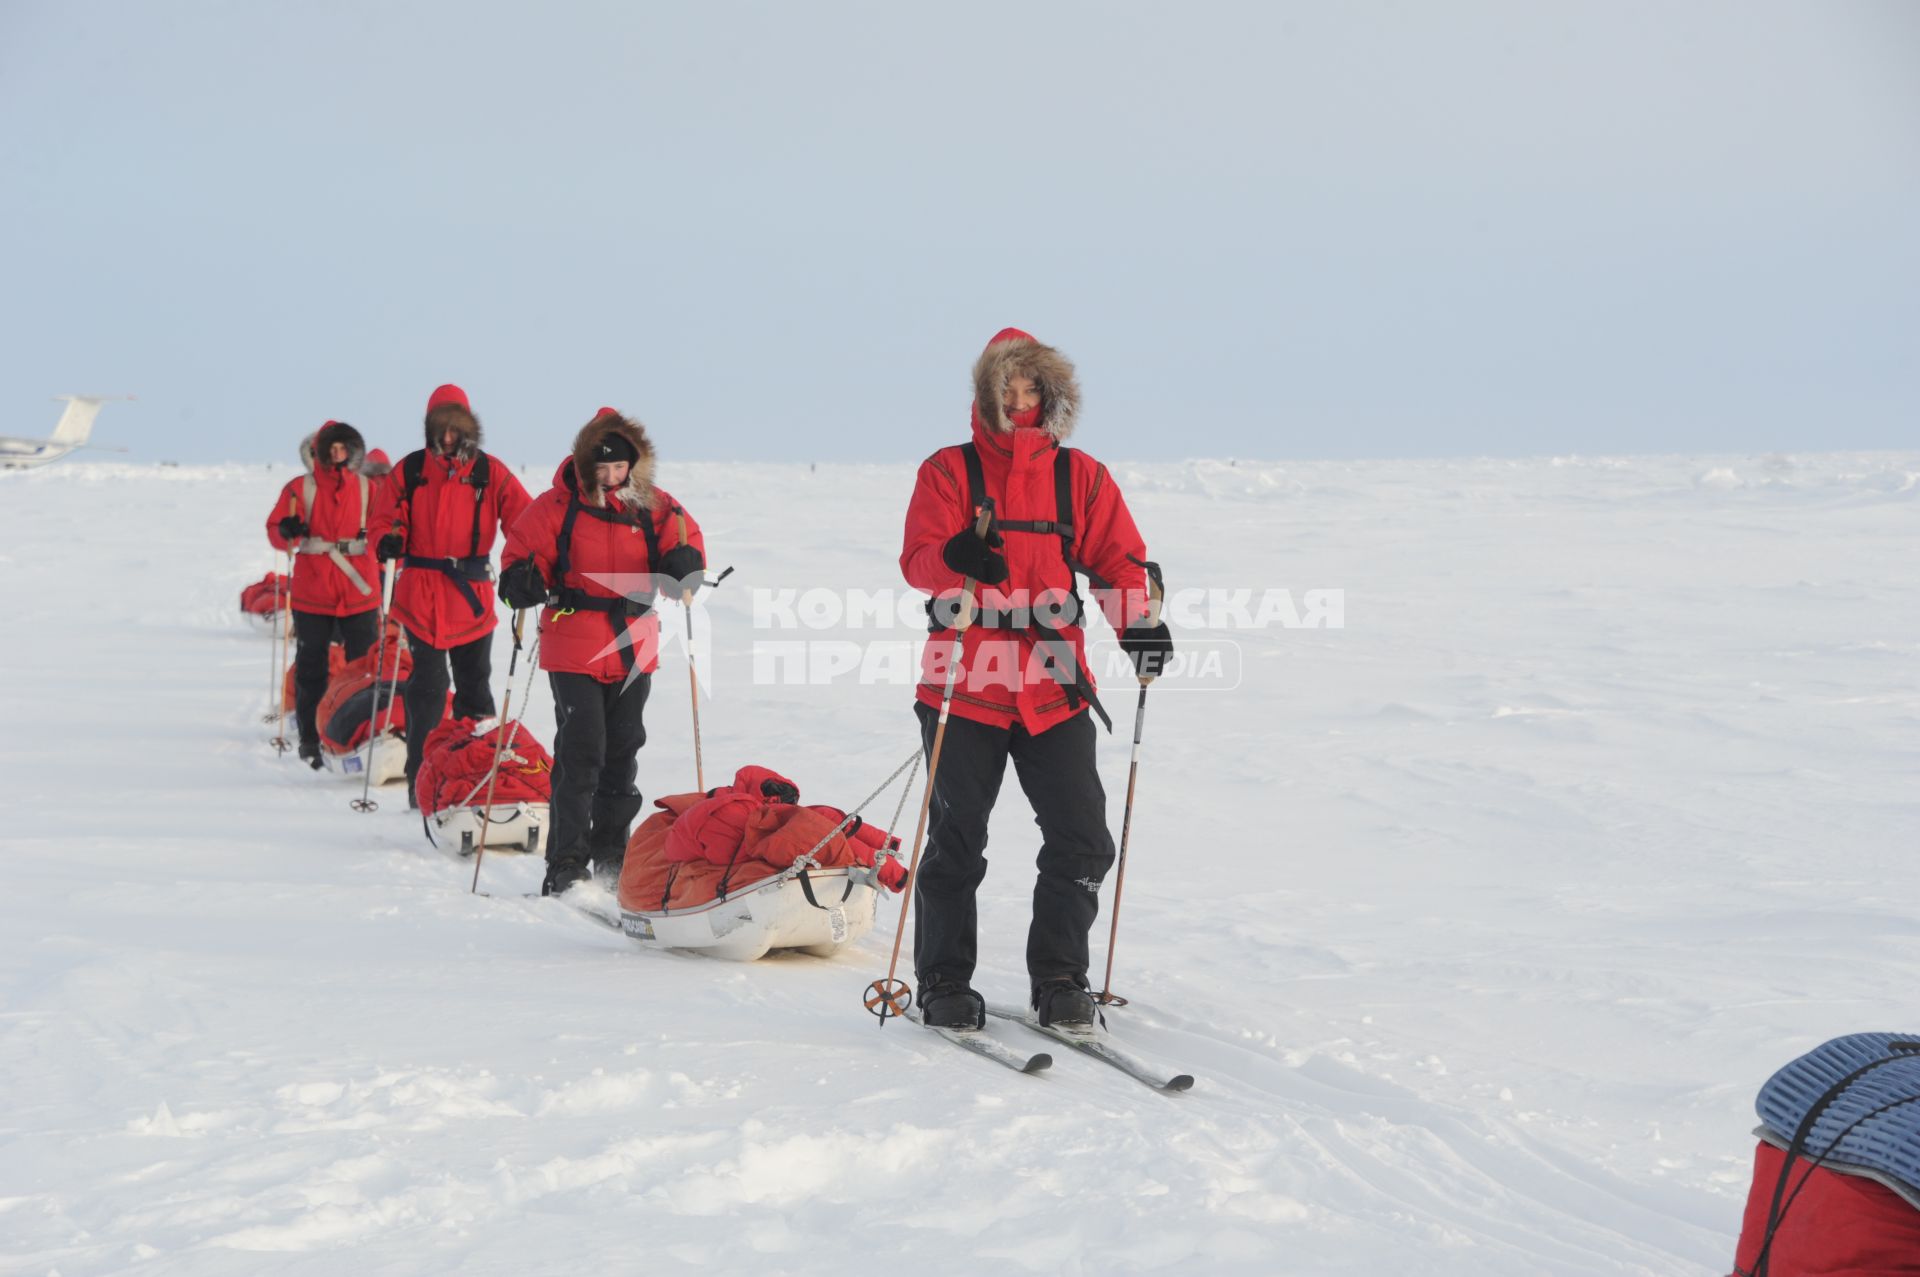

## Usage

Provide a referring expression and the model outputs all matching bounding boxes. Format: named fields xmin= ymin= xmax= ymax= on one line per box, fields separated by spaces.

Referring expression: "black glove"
xmin=498 ymin=558 xmax=547 ymax=610
xmin=657 ymin=544 xmax=706 ymax=595
xmin=277 ymin=515 xmax=308 ymax=541
xmin=1118 ymin=621 xmax=1174 ymax=678
xmin=942 ymin=526 xmax=1008 ymax=585
xmin=375 ymin=532 xmax=405 ymax=563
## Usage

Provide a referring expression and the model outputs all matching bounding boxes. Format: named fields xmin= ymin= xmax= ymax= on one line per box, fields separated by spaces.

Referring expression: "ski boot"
xmin=541 ymin=859 xmax=591 ymax=897
xmin=1033 ymin=981 xmax=1098 ymax=1033
xmin=921 ymin=984 xmax=986 ymax=1030
xmin=297 ymin=739 xmax=324 ymax=771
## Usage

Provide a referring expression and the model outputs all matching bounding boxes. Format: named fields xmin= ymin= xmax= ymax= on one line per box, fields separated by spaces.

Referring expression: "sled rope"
xmin=865 ymin=502 xmax=993 ymax=1025
xmin=471 ymin=615 xmax=538 ymax=894
xmin=351 ymin=563 xmax=400 ymax=812
xmin=754 ymin=748 xmax=921 ymax=904
xmin=270 ymin=549 xmax=295 ymax=752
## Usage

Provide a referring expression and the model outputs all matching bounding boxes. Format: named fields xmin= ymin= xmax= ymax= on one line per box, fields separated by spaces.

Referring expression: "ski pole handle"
xmin=1128 ymin=554 xmax=1167 ymax=687
xmin=955 ymin=503 xmax=993 ymax=633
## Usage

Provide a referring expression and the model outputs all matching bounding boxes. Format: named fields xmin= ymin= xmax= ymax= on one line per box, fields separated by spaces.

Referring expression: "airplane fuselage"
xmin=0 ymin=439 xmax=79 ymax=469
xmin=1 ymin=396 xmax=112 ymax=470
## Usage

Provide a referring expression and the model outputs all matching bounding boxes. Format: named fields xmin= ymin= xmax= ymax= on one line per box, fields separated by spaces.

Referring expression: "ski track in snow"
xmin=2 ymin=452 xmax=1916 ymax=1275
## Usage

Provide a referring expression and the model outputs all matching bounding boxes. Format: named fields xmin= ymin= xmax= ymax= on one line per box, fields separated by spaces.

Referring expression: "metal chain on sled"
xmin=834 ymin=748 xmax=925 ymax=1024
xmin=766 ymin=748 xmax=922 ymax=893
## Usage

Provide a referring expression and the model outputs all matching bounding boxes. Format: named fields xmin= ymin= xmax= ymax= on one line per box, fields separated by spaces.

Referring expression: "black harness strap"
xmin=402 ymin=555 xmax=493 ymax=617
xmin=548 ymin=491 xmax=664 ymax=677
xmin=402 ymin=449 xmax=493 ymax=558
xmin=944 ymin=442 xmax=1110 ymax=731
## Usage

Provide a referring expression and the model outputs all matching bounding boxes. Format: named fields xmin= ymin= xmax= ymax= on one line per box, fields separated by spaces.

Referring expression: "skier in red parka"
xmin=368 ymin=384 xmax=533 ymax=805
xmin=900 ymin=328 xmax=1173 ymax=1032
xmin=266 ymin=420 xmax=382 ymax=768
xmin=499 ymin=410 xmax=707 ymax=896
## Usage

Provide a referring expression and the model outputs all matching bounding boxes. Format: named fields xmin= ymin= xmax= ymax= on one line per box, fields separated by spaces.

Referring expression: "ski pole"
xmin=271 ymin=550 xmax=296 ymax=754
xmin=865 ymin=501 xmax=994 ymax=1026
xmin=350 ymin=564 xmax=400 ymax=812
xmin=673 ymin=510 xmax=706 ymax=793
xmin=1095 ymin=557 xmax=1165 ymax=1008
xmin=272 ymin=486 xmax=303 ymax=751
xmin=263 ymin=556 xmax=282 ymax=724
xmin=471 ymin=613 xmax=536 ymax=894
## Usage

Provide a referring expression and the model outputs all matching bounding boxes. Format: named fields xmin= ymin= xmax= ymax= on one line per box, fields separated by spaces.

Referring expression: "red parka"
xmin=901 ymin=331 xmax=1151 ymax=734
xmin=502 ymin=414 xmax=704 ymax=684
xmin=265 ymin=423 xmax=380 ymax=618
xmin=369 ymin=451 xmax=532 ymax=649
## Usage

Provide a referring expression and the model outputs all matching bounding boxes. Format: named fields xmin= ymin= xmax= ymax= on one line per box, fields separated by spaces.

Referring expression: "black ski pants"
xmin=547 ymin=670 xmax=651 ymax=876
xmin=402 ymin=628 xmax=495 ymax=780
xmin=912 ymin=701 xmax=1116 ymax=997
xmin=292 ymin=608 xmax=378 ymax=749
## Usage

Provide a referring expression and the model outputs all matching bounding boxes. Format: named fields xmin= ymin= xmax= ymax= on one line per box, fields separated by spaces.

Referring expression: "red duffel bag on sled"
xmin=314 ymin=637 xmax=431 ymax=786
xmin=416 ymin=717 xmax=554 ymax=856
xmin=240 ymin=572 xmax=291 ymax=633
xmin=615 ymin=764 xmax=905 ymax=961
xmin=1728 ymin=1032 xmax=1920 ymax=1276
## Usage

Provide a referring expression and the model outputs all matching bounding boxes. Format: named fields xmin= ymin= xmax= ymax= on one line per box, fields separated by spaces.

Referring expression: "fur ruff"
xmin=313 ymin=421 xmax=366 ymax=472
xmin=424 ymin=403 xmax=482 ymax=460
xmin=971 ymin=336 xmax=1079 ymax=441
xmin=570 ymin=412 xmax=657 ymax=510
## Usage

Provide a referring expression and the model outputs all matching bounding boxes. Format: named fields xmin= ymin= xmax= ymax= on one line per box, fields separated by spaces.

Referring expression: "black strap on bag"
xmin=547 ymin=492 xmax=665 ymax=676
xmin=1747 ymin=1040 xmax=1920 ymax=1276
xmin=797 ymin=866 xmax=856 ymax=910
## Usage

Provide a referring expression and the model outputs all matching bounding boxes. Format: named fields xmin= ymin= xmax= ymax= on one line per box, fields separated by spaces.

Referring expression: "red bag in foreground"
xmin=622 ymin=765 xmax=904 ymax=913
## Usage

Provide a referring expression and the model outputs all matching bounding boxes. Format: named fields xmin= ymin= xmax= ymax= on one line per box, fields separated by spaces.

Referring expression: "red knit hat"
xmin=427 ymin=384 xmax=470 ymax=413
xmin=988 ymin=327 xmax=1035 ymax=347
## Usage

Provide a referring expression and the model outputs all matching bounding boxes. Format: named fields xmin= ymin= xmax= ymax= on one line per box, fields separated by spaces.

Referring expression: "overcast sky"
xmin=2 ymin=1 xmax=1915 ymax=465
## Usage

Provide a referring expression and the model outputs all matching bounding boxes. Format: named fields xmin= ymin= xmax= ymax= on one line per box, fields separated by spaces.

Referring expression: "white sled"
xmin=323 ymin=733 xmax=408 ymax=786
xmin=243 ymin=610 xmax=284 ymax=636
xmin=619 ymin=866 xmax=883 ymax=961
xmin=429 ymin=802 xmax=549 ymax=857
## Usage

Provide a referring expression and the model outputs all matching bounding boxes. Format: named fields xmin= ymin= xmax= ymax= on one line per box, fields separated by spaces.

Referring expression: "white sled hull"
xmin=430 ymin=803 xmax=548 ymax=856
xmin=323 ymin=734 xmax=408 ymax=786
xmin=620 ymin=869 xmax=880 ymax=961
xmin=243 ymin=610 xmax=283 ymax=636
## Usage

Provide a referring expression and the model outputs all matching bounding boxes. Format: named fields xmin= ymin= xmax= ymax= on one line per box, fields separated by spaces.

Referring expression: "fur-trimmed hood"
xmin=311 ymin=420 xmax=366 ymax=472
xmin=565 ymin=410 xmax=657 ymax=510
xmin=425 ymin=403 xmax=482 ymax=461
xmin=971 ymin=328 xmax=1079 ymax=442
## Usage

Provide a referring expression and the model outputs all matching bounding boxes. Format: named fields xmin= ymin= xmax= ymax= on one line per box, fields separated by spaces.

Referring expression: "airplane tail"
xmin=49 ymin=396 xmax=106 ymax=447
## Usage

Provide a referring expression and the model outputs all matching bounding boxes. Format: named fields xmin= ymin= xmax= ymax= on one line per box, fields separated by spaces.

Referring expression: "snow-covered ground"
xmin=3 ymin=451 xmax=1916 ymax=1275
